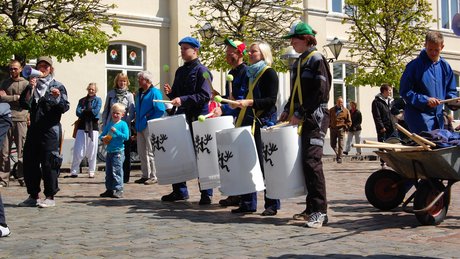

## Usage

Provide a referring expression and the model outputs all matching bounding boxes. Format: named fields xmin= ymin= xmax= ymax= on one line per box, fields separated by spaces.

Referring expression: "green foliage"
xmin=0 ymin=0 xmax=120 ymax=65
xmin=343 ymin=0 xmax=435 ymax=89
xmin=189 ymin=0 xmax=303 ymax=72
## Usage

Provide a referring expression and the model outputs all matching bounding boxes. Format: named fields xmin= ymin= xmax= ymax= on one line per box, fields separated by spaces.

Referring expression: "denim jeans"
xmin=344 ymin=130 xmax=362 ymax=154
xmin=106 ymin=151 xmax=125 ymax=192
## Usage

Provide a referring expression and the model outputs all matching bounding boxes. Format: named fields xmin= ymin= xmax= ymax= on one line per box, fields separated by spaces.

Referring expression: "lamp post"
xmin=280 ymin=46 xmax=300 ymax=70
xmin=324 ymin=37 xmax=343 ymax=63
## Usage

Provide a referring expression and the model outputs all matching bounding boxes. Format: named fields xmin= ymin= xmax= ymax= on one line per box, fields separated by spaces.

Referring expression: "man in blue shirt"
xmin=400 ymin=31 xmax=457 ymax=134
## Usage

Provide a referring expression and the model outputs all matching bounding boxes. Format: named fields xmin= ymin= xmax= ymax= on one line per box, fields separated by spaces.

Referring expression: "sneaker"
xmin=304 ymin=212 xmax=328 ymax=228
xmin=261 ymin=208 xmax=277 ymax=216
xmin=144 ymin=178 xmax=158 ymax=185
xmin=88 ymin=172 xmax=95 ymax=178
xmin=0 ymin=179 xmax=7 ymax=187
xmin=199 ymin=195 xmax=212 ymax=205
xmin=99 ymin=190 xmax=113 ymax=198
xmin=38 ymin=198 xmax=56 ymax=208
xmin=18 ymin=178 xmax=25 ymax=187
xmin=0 ymin=224 xmax=11 ymax=237
xmin=218 ymin=196 xmax=240 ymax=207
xmin=111 ymin=190 xmax=123 ymax=198
xmin=134 ymin=178 xmax=148 ymax=184
xmin=293 ymin=209 xmax=308 ymax=220
xmin=231 ymin=207 xmax=256 ymax=214
xmin=161 ymin=192 xmax=189 ymax=202
xmin=18 ymin=197 xmax=39 ymax=207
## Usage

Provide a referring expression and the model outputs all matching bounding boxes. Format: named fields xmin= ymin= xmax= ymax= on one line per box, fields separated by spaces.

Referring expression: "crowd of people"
xmin=0 ymin=25 xmax=458 ymax=238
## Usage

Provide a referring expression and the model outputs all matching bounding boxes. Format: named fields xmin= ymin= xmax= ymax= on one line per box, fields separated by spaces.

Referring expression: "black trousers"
xmin=23 ymin=125 xmax=61 ymax=198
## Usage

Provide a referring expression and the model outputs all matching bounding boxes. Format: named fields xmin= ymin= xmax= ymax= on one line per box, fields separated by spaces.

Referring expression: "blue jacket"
xmin=400 ymin=49 xmax=457 ymax=134
xmin=76 ymin=96 xmax=102 ymax=120
xmin=100 ymin=119 xmax=130 ymax=153
xmin=135 ymin=86 xmax=165 ymax=132
xmin=221 ymin=63 xmax=249 ymax=118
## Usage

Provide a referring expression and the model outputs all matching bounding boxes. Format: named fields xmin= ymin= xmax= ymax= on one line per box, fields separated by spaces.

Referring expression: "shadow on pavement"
xmin=269 ymin=254 xmax=438 ymax=259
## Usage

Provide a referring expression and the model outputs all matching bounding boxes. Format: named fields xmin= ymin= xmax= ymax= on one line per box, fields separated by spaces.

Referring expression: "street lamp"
xmin=198 ymin=22 xmax=215 ymax=39
xmin=280 ymin=46 xmax=300 ymax=69
xmin=324 ymin=37 xmax=343 ymax=63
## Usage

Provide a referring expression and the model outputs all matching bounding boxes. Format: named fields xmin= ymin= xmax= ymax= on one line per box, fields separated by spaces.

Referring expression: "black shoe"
xmin=64 ymin=174 xmax=78 ymax=178
xmin=99 ymin=190 xmax=113 ymax=198
xmin=134 ymin=178 xmax=148 ymax=184
xmin=231 ymin=207 xmax=256 ymax=214
xmin=111 ymin=190 xmax=123 ymax=198
xmin=219 ymin=196 xmax=240 ymax=207
xmin=337 ymin=158 xmax=342 ymax=164
xmin=161 ymin=192 xmax=189 ymax=202
xmin=261 ymin=208 xmax=277 ymax=216
xmin=343 ymin=151 xmax=348 ymax=155
xmin=199 ymin=195 xmax=212 ymax=205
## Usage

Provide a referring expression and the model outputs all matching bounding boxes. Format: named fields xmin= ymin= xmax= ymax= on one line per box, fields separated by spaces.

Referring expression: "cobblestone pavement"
xmin=1 ymin=156 xmax=459 ymax=258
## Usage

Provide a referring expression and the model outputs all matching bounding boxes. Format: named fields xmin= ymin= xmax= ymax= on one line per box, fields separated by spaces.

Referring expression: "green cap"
xmin=283 ymin=21 xmax=316 ymax=39
xmin=224 ymin=39 xmax=247 ymax=55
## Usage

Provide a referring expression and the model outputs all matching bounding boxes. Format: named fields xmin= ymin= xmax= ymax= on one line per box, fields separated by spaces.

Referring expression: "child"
xmin=99 ymin=103 xmax=130 ymax=198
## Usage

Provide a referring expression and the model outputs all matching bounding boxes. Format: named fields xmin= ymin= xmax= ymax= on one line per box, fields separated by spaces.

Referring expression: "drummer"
xmin=212 ymin=38 xmax=249 ymax=207
xmin=279 ymin=21 xmax=332 ymax=228
xmin=162 ymin=36 xmax=213 ymax=205
xmin=230 ymin=41 xmax=281 ymax=216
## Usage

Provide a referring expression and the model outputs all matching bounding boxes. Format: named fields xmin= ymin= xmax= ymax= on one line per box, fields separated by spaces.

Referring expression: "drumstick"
xmin=439 ymin=96 xmax=460 ymax=104
xmin=226 ymin=74 xmax=234 ymax=100
xmin=152 ymin=99 xmax=173 ymax=103
xmin=214 ymin=95 xmax=240 ymax=106
xmin=198 ymin=112 xmax=214 ymax=122
xmin=266 ymin=121 xmax=290 ymax=130
xmin=395 ymin=123 xmax=435 ymax=149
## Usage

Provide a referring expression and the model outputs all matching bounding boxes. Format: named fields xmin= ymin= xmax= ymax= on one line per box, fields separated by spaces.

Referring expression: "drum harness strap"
xmin=235 ymin=66 xmax=270 ymax=135
xmin=288 ymin=51 xmax=316 ymax=135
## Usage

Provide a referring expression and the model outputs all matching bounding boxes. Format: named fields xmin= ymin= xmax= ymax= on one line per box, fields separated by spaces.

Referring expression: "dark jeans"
xmin=0 ymin=194 xmax=5 ymax=225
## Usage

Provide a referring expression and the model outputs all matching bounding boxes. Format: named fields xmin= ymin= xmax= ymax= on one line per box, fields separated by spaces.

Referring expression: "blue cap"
xmin=178 ymin=36 xmax=200 ymax=49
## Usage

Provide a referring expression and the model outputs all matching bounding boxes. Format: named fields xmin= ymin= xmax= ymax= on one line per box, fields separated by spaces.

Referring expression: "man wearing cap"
xmin=213 ymin=38 xmax=248 ymax=207
xmin=162 ymin=36 xmax=213 ymax=204
xmin=0 ymin=60 xmax=29 ymax=187
xmin=18 ymin=56 xmax=70 ymax=208
xmin=279 ymin=21 xmax=332 ymax=228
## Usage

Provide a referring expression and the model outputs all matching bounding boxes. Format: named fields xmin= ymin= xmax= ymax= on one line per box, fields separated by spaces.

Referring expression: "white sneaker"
xmin=0 ymin=224 xmax=10 ymax=237
xmin=38 ymin=198 xmax=55 ymax=208
xmin=88 ymin=172 xmax=95 ymax=178
xmin=304 ymin=212 xmax=328 ymax=228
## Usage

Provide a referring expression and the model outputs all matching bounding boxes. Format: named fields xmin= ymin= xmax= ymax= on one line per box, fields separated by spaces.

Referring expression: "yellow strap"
xmin=235 ymin=66 xmax=270 ymax=131
xmin=288 ymin=51 xmax=316 ymax=135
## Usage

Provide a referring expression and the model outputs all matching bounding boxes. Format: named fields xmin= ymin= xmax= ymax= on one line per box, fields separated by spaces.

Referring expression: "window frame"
xmin=439 ymin=0 xmax=459 ymax=31
xmin=332 ymin=62 xmax=358 ymax=109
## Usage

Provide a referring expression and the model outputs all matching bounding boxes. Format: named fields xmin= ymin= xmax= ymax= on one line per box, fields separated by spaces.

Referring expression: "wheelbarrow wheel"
xmin=365 ymin=169 xmax=406 ymax=211
xmin=414 ymin=179 xmax=449 ymax=226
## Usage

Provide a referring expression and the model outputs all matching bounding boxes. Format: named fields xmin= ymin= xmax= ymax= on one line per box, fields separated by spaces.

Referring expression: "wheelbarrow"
xmin=365 ymin=146 xmax=460 ymax=225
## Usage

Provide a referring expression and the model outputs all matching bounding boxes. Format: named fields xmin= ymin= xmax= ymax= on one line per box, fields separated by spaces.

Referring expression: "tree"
xmin=343 ymin=0 xmax=434 ymax=89
xmin=189 ymin=0 xmax=302 ymax=72
xmin=0 ymin=0 xmax=120 ymax=64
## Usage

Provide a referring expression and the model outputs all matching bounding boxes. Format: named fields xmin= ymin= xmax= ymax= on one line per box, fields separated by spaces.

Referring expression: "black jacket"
xmin=371 ymin=94 xmax=394 ymax=134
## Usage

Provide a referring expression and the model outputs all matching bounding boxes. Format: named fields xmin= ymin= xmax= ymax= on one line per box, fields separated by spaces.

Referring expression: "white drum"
xmin=192 ymin=116 xmax=234 ymax=190
xmin=148 ymin=114 xmax=198 ymax=185
xmin=216 ymin=126 xmax=265 ymax=196
xmin=261 ymin=125 xmax=307 ymax=199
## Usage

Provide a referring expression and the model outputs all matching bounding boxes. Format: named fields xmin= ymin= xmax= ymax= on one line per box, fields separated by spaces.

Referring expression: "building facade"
xmin=52 ymin=0 xmax=460 ymax=161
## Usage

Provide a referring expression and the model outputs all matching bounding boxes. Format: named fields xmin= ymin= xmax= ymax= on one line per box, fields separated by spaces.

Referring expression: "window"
xmin=106 ymin=43 xmax=145 ymax=93
xmin=441 ymin=0 xmax=459 ymax=29
xmin=331 ymin=0 xmax=344 ymax=13
xmin=332 ymin=63 xmax=357 ymax=109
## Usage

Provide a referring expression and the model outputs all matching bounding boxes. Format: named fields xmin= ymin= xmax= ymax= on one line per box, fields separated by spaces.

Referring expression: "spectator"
xmin=329 ymin=97 xmax=351 ymax=164
xmin=69 ymin=83 xmax=102 ymax=178
xmin=18 ymin=56 xmax=70 ymax=208
xmin=0 ymin=102 xmax=13 ymax=237
xmin=134 ymin=71 xmax=165 ymax=185
xmin=0 ymin=60 xmax=28 ymax=187
xmin=99 ymin=103 xmax=130 ymax=198
xmin=101 ymin=73 xmax=135 ymax=183
xmin=343 ymin=101 xmax=362 ymax=156
xmin=400 ymin=31 xmax=457 ymax=134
